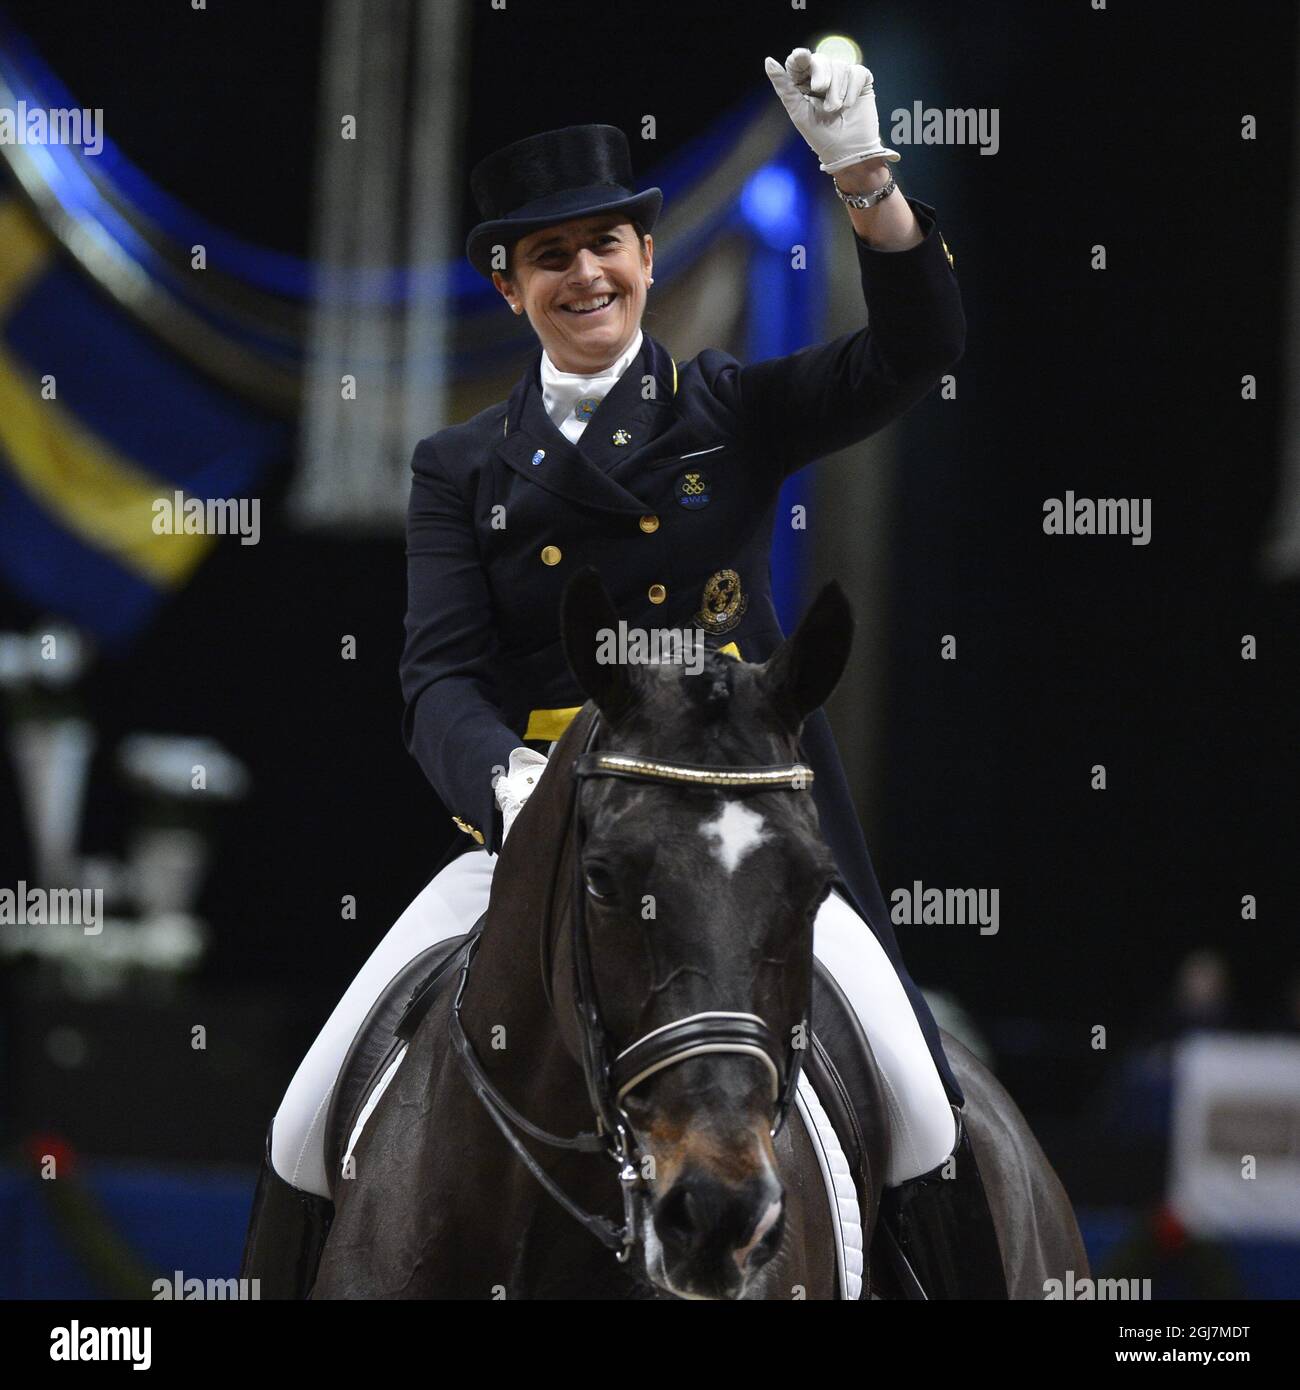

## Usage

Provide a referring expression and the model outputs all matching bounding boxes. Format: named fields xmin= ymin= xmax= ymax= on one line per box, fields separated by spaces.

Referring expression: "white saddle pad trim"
xmin=339 ymin=1045 xmax=865 ymax=1300
xmin=795 ymin=1071 xmax=865 ymax=1300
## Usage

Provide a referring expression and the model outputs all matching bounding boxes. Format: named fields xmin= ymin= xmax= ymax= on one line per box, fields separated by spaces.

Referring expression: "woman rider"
xmin=244 ymin=47 xmax=1005 ymax=1299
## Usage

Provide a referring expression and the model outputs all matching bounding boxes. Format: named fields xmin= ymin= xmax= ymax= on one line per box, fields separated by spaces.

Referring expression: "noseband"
xmin=449 ymin=710 xmax=816 ymax=1262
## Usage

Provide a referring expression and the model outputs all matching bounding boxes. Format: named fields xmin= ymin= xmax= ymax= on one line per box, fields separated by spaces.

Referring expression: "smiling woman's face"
xmin=492 ymin=215 xmax=653 ymax=374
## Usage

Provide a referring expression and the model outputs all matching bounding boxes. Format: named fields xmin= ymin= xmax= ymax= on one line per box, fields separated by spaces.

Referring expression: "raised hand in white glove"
xmin=494 ymin=746 xmax=549 ymax=843
xmin=764 ymin=47 xmax=899 ymax=173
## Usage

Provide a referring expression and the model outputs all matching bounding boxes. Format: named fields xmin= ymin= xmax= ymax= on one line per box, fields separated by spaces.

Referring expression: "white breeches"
xmin=272 ymin=850 xmax=956 ymax=1198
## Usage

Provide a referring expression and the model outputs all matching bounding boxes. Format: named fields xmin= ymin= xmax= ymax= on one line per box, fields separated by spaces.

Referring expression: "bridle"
xmin=449 ymin=708 xmax=817 ymax=1262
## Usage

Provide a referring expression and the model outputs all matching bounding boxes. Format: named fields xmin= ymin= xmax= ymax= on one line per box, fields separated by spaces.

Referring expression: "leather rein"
xmin=449 ymin=709 xmax=816 ymax=1261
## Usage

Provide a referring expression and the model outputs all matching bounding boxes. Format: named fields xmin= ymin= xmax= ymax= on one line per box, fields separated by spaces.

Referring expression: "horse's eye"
xmin=584 ymin=864 xmax=617 ymax=901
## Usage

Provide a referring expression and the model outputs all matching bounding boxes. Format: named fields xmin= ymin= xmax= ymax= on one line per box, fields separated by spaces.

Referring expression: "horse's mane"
xmin=486 ymin=702 xmax=600 ymax=993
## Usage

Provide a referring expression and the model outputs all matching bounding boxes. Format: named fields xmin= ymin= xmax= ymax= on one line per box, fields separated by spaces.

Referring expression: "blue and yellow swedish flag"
xmin=0 ymin=195 xmax=286 ymax=648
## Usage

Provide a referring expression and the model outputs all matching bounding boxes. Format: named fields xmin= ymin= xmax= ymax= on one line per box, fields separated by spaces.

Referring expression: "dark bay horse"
xmin=312 ymin=571 xmax=1086 ymax=1299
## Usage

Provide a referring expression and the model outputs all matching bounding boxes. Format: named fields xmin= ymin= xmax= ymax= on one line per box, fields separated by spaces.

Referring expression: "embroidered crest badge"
xmin=694 ymin=568 xmax=747 ymax=635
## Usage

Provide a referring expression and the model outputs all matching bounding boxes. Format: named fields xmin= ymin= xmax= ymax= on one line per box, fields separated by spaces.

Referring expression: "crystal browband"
xmin=574 ymin=752 xmax=814 ymax=790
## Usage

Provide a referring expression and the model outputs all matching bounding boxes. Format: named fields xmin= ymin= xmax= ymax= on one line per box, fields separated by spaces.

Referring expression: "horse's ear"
xmin=759 ymin=581 xmax=854 ymax=733
xmin=561 ymin=566 xmax=638 ymax=723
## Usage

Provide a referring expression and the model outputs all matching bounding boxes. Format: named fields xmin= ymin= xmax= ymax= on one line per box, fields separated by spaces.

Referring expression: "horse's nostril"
xmin=654 ymin=1168 xmax=785 ymax=1287
xmin=656 ymin=1182 xmax=702 ymax=1243
xmin=734 ymin=1197 xmax=784 ymax=1272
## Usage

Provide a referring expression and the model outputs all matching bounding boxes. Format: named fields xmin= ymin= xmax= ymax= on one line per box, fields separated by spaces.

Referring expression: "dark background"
xmin=0 ymin=0 xmax=1295 ymax=1206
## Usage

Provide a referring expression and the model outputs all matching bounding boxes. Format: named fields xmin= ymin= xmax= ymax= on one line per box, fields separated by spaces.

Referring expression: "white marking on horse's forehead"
xmin=700 ymin=800 xmax=772 ymax=874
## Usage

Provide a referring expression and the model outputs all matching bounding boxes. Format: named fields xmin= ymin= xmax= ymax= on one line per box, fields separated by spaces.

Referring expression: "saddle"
xmin=323 ymin=917 xmax=895 ymax=1295
xmin=323 ymin=926 xmax=476 ymax=1198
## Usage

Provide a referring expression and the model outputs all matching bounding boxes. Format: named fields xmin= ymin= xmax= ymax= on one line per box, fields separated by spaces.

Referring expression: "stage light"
xmin=739 ymin=164 xmax=801 ymax=245
xmin=814 ymin=34 xmax=863 ymax=66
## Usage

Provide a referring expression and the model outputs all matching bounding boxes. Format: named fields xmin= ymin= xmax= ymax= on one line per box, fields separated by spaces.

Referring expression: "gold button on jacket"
xmin=540 ymin=545 xmax=562 ymax=566
xmin=638 ymin=514 xmax=659 ymax=533
xmin=648 ymin=583 xmax=666 ymax=604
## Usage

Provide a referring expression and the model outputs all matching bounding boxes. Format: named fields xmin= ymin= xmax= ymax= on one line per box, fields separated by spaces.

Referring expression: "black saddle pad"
xmin=322 ymin=926 xmax=476 ymax=1199
xmin=809 ymin=960 xmax=889 ymax=1221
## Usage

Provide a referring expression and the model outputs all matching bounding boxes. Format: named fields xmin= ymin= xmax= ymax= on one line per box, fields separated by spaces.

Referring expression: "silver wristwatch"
xmin=832 ymin=167 xmax=897 ymax=209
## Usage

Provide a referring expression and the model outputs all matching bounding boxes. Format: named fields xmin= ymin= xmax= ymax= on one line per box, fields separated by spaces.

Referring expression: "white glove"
xmin=494 ymin=746 xmax=548 ymax=842
xmin=764 ymin=47 xmax=899 ymax=173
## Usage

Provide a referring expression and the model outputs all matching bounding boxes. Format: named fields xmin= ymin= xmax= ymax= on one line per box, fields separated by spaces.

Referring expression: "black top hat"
xmin=465 ymin=124 xmax=662 ymax=280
